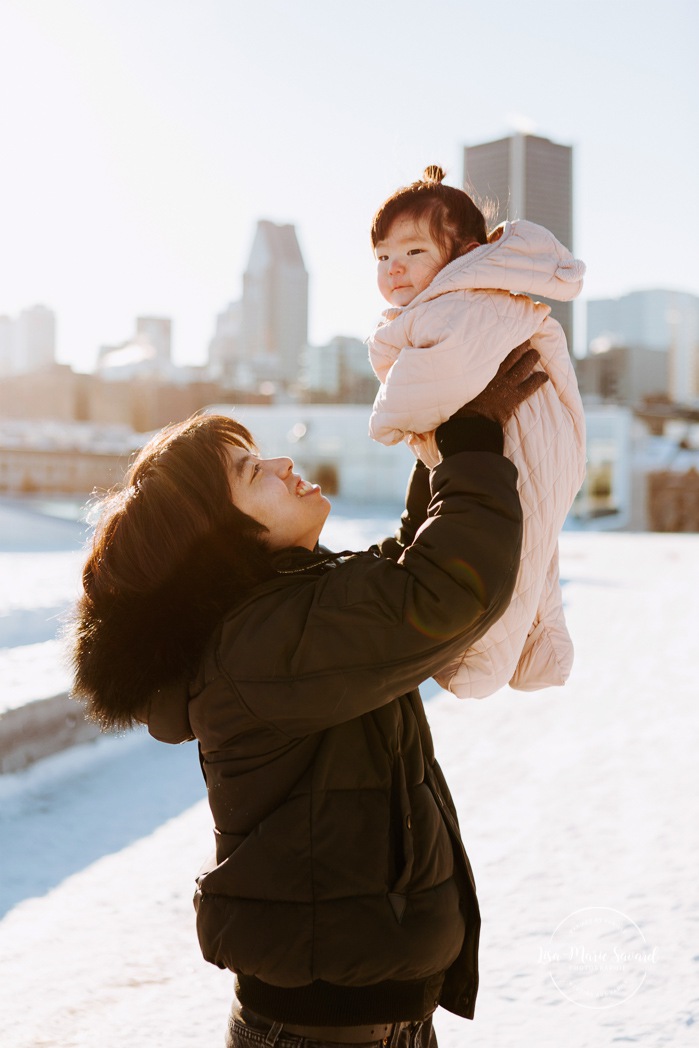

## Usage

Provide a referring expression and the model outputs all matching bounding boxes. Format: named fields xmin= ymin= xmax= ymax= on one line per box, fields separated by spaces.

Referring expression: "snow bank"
xmin=0 ymin=501 xmax=84 ymax=717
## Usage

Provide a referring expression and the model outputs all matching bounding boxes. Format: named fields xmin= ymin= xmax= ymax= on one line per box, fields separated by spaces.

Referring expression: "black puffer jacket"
xmin=139 ymin=439 xmax=522 ymax=1025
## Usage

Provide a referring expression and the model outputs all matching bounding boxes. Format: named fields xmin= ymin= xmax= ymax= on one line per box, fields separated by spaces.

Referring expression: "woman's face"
xmin=226 ymin=445 xmax=331 ymax=551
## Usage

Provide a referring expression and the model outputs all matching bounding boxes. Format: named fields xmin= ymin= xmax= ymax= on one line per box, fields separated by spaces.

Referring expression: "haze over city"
xmin=1 ymin=0 xmax=697 ymax=372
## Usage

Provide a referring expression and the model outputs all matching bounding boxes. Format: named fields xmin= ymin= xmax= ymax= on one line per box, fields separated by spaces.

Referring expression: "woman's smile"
xmin=226 ymin=445 xmax=330 ymax=550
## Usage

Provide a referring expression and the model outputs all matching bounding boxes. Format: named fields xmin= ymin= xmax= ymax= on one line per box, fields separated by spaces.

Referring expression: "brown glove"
xmin=453 ymin=341 xmax=549 ymax=426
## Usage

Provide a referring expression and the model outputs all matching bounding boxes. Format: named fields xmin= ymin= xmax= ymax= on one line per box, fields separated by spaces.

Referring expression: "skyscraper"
xmin=0 ymin=316 xmax=12 ymax=376
xmin=242 ymin=220 xmax=309 ymax=387
xmin=14 ymin=304 xmax=56 ymax=373
xmin=136 ymin=316 xmax=172 ymax=363
xmin=208 ymin=300 xmax=242 ymax=385
xmin=587 ymin=289 xmax=699 ymax=402
xmin=463 ymin=133 xmax=576 ymax=352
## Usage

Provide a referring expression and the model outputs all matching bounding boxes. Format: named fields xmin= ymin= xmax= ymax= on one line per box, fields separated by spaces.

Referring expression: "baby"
xmin=368 ymin=166 xmax=586 ymax=698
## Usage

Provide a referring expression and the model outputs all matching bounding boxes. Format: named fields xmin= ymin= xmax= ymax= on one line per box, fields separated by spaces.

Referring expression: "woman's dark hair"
xmin=70 ymin=413 xmax=276 ymax=730
xmin=81 ymin=413 xmax=267 ymax=601
xmin=371 ymin=165 xmax=491 ymax=264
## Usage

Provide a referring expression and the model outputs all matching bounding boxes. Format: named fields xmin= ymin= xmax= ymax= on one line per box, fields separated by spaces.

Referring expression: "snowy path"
xmin=1 ymin=533 xmax=698 ymax=1047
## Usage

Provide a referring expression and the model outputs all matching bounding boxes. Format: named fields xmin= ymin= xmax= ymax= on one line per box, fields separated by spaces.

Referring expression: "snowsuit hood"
xmin=426 ymin=219 xmax=585 ymax=300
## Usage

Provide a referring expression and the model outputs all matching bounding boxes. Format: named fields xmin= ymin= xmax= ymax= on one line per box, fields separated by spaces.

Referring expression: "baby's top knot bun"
xmin=422 ymin=165 xmax=446 ymax=184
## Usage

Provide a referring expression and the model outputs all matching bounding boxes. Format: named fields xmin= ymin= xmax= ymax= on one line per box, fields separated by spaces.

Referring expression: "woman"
xmin=70 ymin=345 xmax=546 ymax=1047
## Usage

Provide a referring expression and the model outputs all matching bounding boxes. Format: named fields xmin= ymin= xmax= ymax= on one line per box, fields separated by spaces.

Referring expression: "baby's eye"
xmin=407 ymin=248 xmax=425 ymax=256
xmin=377 ymin=254 xmax=388 ymax=262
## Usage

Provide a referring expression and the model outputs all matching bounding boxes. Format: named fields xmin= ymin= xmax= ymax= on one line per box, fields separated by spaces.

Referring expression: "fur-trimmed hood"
xmin=69 ymin=526 xmax=350 ymax=736
xmin=69 ymin=527 xmax=261 ymax=732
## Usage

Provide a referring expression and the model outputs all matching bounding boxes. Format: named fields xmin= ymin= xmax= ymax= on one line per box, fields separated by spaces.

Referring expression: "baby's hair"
xmin=371 ymin=165 xmax=490 ymax=264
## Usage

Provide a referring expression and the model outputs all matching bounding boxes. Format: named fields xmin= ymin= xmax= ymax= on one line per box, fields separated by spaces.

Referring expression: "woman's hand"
xmin=453 ymin=341 xmax=549 ymax=426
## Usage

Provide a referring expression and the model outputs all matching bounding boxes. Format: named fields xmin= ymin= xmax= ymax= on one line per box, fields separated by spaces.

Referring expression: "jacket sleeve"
xmin=368 ymin=291 xmax=546 ymax=446
xmin=378 ymin=460 xmax=431 ymax=560
xmin=219 ymin=449 xmax=523 ymax=737
xmin=378 ymin=417 xmax=504 ymax=559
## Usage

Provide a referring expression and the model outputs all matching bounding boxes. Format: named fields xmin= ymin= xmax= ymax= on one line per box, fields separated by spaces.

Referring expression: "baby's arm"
xmin=369 ymin=292 xmax=544 ymax=446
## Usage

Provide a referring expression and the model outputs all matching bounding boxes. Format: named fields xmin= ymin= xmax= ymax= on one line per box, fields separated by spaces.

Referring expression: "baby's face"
xmin=375 ymin=216 xmax=445 ymax=307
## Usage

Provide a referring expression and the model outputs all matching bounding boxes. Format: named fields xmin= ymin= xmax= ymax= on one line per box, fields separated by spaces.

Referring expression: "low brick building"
xmin=647 ymin=468 xmax=699 ymax=532
xmin=0 ymin=443 xmax=134 ymax=495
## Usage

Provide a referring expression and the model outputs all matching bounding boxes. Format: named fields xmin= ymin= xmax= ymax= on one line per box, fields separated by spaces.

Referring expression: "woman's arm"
xmin=369 ymin=292 xmax=545 ymax=445
xmin=217 ymin=347 xmax=548 ymax=736
xmin=378 ymin=460 xmax=431 ymax=560
xmin=222 ymin=446 xmax=521 ymax=736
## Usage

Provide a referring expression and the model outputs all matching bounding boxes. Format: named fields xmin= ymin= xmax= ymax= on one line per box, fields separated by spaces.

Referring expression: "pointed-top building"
xmin=242 ymin=220 xmax=309 ymax=387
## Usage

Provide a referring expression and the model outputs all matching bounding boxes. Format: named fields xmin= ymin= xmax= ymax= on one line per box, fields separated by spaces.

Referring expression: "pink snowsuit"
xmin=368 ymin=220 xmax=587 ymax=698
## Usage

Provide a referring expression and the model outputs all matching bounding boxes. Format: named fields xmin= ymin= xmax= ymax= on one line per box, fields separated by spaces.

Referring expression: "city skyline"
xmin=1 ymin=0 xmax=697 ymax=373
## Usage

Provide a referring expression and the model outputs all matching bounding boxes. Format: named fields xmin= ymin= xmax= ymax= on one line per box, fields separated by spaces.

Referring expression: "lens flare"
xmin=408 ymin=558 xmax=486 ymax=638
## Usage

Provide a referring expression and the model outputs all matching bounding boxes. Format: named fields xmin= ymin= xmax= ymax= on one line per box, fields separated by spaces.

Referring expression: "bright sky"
xmin=0 ymin=0 xmax=697 ymax=371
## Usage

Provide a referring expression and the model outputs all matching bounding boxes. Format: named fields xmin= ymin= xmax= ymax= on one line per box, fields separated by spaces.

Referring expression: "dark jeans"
xmin=225 ymin=1004 xmax=438 ymax=1048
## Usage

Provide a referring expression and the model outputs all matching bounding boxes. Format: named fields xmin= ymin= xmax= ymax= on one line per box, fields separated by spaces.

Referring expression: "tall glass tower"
xmin=463 ymin=133 xmax=576 ymax=353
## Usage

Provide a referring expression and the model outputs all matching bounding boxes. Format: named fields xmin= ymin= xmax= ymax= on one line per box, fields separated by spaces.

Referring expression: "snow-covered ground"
xmin=1 ymin=499 xmax=698 ymax=1047
xmin=0 ymin=500 xmax=86 ymax=712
